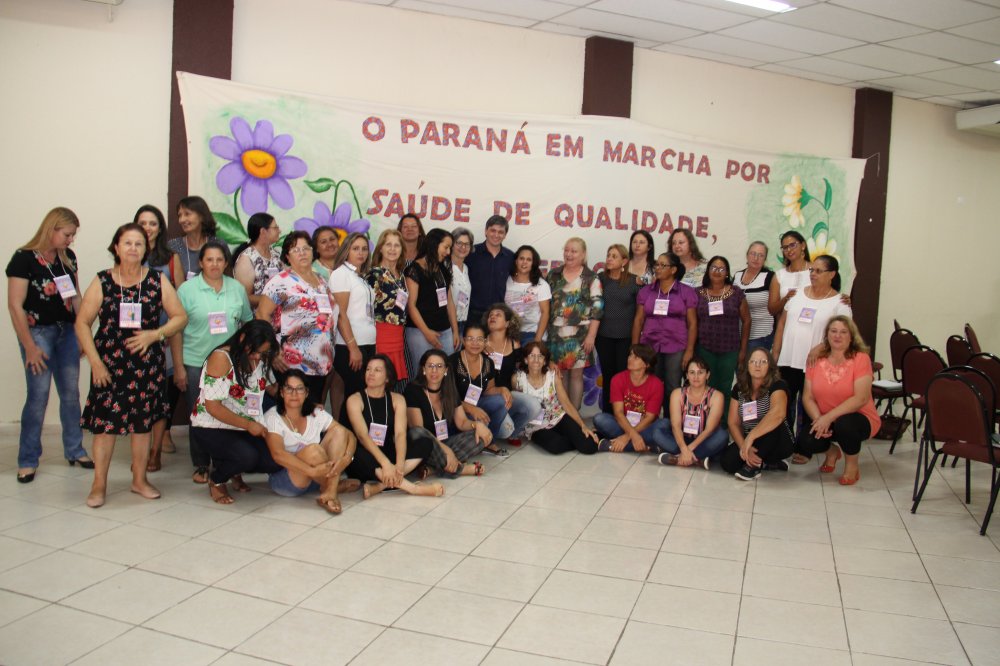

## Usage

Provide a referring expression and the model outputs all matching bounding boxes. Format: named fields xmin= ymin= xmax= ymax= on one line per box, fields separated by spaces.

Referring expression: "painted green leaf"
xmin=305 ymin=178 xmax=336 ymax=193
xmin=823 ymin=178 xmax=832 ymax=211
xmin=799 ymin=188 xmax=814 ymax=208
xmin=812 ymin=221 xmax=829 ymax=239
xmin=213 ymin=211 xmax=248 ymax=244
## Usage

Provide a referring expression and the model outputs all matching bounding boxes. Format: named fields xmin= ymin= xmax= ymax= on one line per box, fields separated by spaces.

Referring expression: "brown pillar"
xmin=851 ymin=88 xmax=892 ymax=356
xmin=167 ymin=0 xmax=234 ymax=238
xmin=581 ymin=37 xmax=634 ymax=118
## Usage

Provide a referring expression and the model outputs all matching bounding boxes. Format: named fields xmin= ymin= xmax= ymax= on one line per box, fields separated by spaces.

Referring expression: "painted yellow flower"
xmin=807 ymin=230 xmax=840 ymax=262
xmin=782 ymin=175 xmax=807 ymax=228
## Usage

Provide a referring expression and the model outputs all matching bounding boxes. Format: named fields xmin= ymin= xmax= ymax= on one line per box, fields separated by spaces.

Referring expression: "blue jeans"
xmin=592 ymin=412 xmax=671 ymax=451
xmin=477 ymin=392 xmax=541 ymax=439
xmin=657 ymin=426 xmax=729 ymax=460
xmin=185 ymin=364 xmax=211 ymax=468
xmin=748 ymin=333 xmax=774 ymax=352
xmin=18 ymin=323 xmax=87 ymax=467
xmin=519 ymin=331 xmax=538 ymax=347
xmin=405 ymin=327 xmax=454 ymax=380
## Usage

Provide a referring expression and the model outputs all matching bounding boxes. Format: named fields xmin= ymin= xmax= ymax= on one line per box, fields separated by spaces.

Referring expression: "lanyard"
xmin=364 ymin=390 xmax=389 ymax=426
xmin=117 ymin=268 xmax=144 ymax=303
xmin=462 ymin=350 xmax=485 ymax=388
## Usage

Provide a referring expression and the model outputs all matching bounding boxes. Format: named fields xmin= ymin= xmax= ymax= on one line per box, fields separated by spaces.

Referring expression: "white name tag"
xmin=244 ymin=391 xmax=262 ymax=417
xmin=186 ymin=271 xmax=197 ymax=280
xmin=488 ymin=352 xmax=503 ymax=370
xmin=653 ymin=298 xmax=670 ymax=316
xmin=208 ymin=311 xmax=228 ymax=335
xmin=434 ymin=418 xmax=449 ymax=440
xmin=119 ymin=302 xmax=142 ymax=329
xmin=798 ymin=307 xmax=816 ymax=324
xmin=369 ymin=422 xmax=387 ymax=446
xmin=53 ymin=274 xmax=76 ymax=299
xmin=436 ymin=287 xmax=448 ymax=307
xmin=741 ymin=401 xmax=758 ymax=421
xmin=395 ymin=289 xmax=408 ymax=310
xmin=464 ymin=384 xmax=482 ymax=406
xmin=683 ymin=414 xmax=701 ymax=436
xmin=626 ymin=410 xmax=642 ymax=427
xmin=708 ymin=300 xmax=724 ymax=316
xmin=314 ymin=293 xmax=333 ymax=314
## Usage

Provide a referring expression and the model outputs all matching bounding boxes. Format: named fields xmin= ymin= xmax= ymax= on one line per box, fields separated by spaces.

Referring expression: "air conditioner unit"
xmin=956 ymin=104 xmax=1000 ymax=139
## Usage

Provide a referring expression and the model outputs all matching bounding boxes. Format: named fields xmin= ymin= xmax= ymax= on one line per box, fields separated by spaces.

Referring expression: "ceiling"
xmin=346 ymin=0 xmax=1000 ymax=109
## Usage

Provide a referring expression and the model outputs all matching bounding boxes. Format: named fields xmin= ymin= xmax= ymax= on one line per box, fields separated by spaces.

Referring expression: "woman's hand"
xmin=610 ymin=434 xmax=630 ymax=452
xmin=310 ymin=461 xmax=335 ymax=482
xmin=810 ymin=413 xmax=835 ymax=438
xmin=784 ymin=288 xmax=797 ymax=304
xmin=348 ymin=343 xmax=362 ymax=371
xmin=468 ymin=405 xmax=489 ymax=424
xmin=443 ymin=448 xmax=460 ymax=474
xmin=681 ymin=349 xmax=693 ymax=370
xmin=581 ymin=425 xmax=599 ymax=443
xmin=677 ymin=448 xmax=697 ymax=467
xmin=272 ymin=353 xmax=290 ymax=373
xmin=582 ymin=334 xmax=596 ymax=356
xmin=737 ymin=349 xmax=746 ymax=368
xmin=474 ymin=421 xmax=493 ymax=446
xmin=630 ymin=430 xmax=647 ymax=453
xmin=380 ymin=460 xmax=401 ymax=488
xmin=497 ymin=387 xmax=513 ymax=409
xmin=125 ymin=330 xmax=158 ymax=356
xmin=23 ymin=345 xmax=48 ymax=375
xmin=423 ymin=330 xmax=443 ymax=349
xmin=91 ymin=360 xmax=112 ymax=388
xmin=246 ymin=421 xmax=267 ymax=438
xmin=173 ymin=369 xmax=188 ymax=392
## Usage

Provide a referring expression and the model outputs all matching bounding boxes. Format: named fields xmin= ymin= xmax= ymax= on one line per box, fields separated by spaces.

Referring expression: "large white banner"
xmin=179 ymin=72 xmax=865 ymax=283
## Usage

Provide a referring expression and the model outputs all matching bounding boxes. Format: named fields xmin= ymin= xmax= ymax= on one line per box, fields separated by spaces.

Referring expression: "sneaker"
xmin=763 ymin=460 xmax=788 ymax=472
xmin=735 ymin=464 xmax=762 ymax=481
xmin=701 ymin=457 xmax=711 ymax=471
xmin=598 ymin=438 xmax=612 ymax=452
xmin=658 ymin=453 xmax=679 ymax=466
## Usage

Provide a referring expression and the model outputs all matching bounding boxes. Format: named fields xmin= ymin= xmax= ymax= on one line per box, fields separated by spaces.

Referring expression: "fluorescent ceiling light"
xmin=723 ymin=0 xmax=794 ymax=12
xmin=995 ymin=59 xmax=1000 ymax=65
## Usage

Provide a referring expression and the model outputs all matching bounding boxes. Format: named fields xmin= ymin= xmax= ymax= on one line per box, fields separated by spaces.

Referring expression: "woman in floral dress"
xmin=367 ymin=229 xmax=409 ymax=389
xmin=545 ymin=237 xmax=603 ymax=411
xmin=77 ymin=223 xmax=187 ymax=508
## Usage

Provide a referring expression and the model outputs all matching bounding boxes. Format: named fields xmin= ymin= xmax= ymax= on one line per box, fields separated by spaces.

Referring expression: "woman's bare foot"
xmin=146 ymin=447 xmax=162 ymax=472
xmin=362 ymin=482 xmax=385 ymax=500
xmin=412 ymin=482 xmax=445 ymax=497
xmin=162 ymin=434 xmax=176 ymax=454
xmin=791 ymin=453 xmax=810 ymax=465
xmin=316 ymin=496 xmax=342 ymax=514
xmin=338 ymin=478 xmax=361 ymax=494
xmin=231 ymin=474 xmax=251 ymax=493
xmin=130 ymin=482 xmax=161 ymax=500
xmin=209 ymin=482 xmax=234 ymax=505
xmin=86 ymin=488 xmax=106 ymax=508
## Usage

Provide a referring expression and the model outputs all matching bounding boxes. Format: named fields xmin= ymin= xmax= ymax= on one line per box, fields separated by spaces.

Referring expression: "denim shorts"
xmin=268 ymin=468 xmax=319 ymax=497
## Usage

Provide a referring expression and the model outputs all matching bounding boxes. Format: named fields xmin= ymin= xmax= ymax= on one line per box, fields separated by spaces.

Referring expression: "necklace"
xmin=282 ymin=412 xmax=304 ymax=434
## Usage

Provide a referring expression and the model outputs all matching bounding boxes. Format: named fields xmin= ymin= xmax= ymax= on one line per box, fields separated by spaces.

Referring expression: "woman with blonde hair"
xmin=545 ymin=237 xmax=603 ymax=410
xmin=368 ymin=229 xmax=409 ymax=387
xmin=330 ymin=231 xmax=376 ymax=405
xmin=6 ymin=207 xmax=91 ymax=482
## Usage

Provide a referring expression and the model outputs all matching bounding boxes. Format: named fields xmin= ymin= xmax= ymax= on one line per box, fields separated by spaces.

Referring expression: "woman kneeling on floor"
xmin=593 ymin=343 xmax=670 ymax=453
xmin=798 ymin=316 xmax=880 ymax=486
xmin=262 ymin=369 xmax=360 ymax=513
xmin=658 ymin=356 xmax=728 ymax=468
xmin=720 ymin=347 xmax=794 ymax=481
xmin=345 ymin=354 xmax=444 ymax=499
xmin=405 ymin=349 xmax=491 ymax=477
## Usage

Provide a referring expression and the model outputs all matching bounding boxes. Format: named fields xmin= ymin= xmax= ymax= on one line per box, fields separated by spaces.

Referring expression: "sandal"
xmin=192 ymin=466 xmax=209 ymax=484
xmin=484 ymin=443 xmax=509 ymax=457
xmin=839 ymin=472 xmax=861 ymax=486
xmin=209 ymin=482 xmax=234 ymax=505
xmin=462 ymin=462 xmax=485 ymax=476
xmin=231 ymin=474 xmax=252 ymax=493
xmin=790 ymin=453 xmax=810 ymax=465
xmin=316 ymin=496 xmax=342 ymax=514
xmin=819 ymin=450 xmax=842 ymax=474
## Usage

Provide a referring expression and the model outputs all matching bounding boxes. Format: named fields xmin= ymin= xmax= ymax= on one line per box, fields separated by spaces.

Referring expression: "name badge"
xmin=464 ymin=384 xmax=482 ymax=406
xmin=289 ymin=440 xmax=307 ymax=454
xmin=244 ymin=391 xmax=262 ymax=417
xmin=434 ymin=418 xmax=449 ymax=440
xmin=208 ymin=311 xmax=228 ymax=335
xmin=511 ymin=299 xmax=527 ymax=313
xmin=626 ymin=410 xmax=642 ymax=427
xmin=488 ymin=352 xmax=503 ymax=370
xmin=741 ymin=401 xmax=758 ymax=421
xmin=682 ymin=414 xmax=701 ymax=436
xmin=798 ymin=307 xmax=816 ymax=324
xmin=314 ymin=293 xmax=333 ymax=314
xmin=186 ymin=271 xmax=197 ymax=280
xmin=53 ymin=275 xmax=77 ymax=299
xmin=369 ymin=422 xmax=387 ymax=446
xmin=119 ymin=302 xmax=142 ymax=329
xmin=708 ymin=300 xmax=724 ymax=316
xmin=395 ymin=289 xmax=408 ymax=310
xmin=653 ymin=298 xmax=670 ymax=316
xmin=436 ymin=287 xmax=448 ymax=307
xmin=457 ymin=291 xmax=469 ymax=306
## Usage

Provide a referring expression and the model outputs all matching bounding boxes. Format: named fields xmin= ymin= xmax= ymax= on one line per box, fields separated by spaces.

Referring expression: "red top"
xmin=806 ymin=352 xmax=881 ymax=436
xmin=610 ymin=371 xmax=665 ymax=417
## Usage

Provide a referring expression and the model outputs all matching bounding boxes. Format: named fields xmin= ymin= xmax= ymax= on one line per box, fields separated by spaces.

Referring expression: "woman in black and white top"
xmin=733 ymin=241 xmax=775 ymax=352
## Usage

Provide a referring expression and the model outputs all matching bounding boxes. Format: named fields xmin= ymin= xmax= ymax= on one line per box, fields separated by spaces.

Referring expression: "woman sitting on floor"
xmin=592 ymin=343 xmax=670 ymax=453
xmin=657 ymin=356 xmax=728 ymax=469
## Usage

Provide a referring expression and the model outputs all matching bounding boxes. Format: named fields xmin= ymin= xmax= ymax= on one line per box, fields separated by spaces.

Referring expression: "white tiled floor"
xmin=1 ymin=428 xmax=1000 ymax=665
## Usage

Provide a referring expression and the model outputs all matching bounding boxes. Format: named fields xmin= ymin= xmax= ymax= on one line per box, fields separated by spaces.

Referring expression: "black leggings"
xmin=334 ymin=344 xmax=376 ymax=406
xmin=779 ymin=366 xmax=811 ymax=444
xmin=595 ymin=335 xmax=630 ymax=413
xmin=720 ymin=427 xmax=794 ymax=474
xmin=797 ymin=412 xmax=871 ymax=457
xmin=346 ymin=436 xmax=434 ymax=483
xmin=192 ymin=427 xmax=282 ymax=484
xmin=532 ymin=416 xmax=598 ymax=455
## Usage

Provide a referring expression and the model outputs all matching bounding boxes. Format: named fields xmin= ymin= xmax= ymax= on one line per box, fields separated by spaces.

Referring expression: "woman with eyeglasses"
xmin=189 ymin=320 xmax=279 ymax=505
xmin=669 ymin=229 xmax=707 ymax=288
xmin=597 ymin=244 xmax=640 ymax=414
xmin=174 ymin=241 xmax=254 ymax=484
xmin=720 ymin=348 xmax=794 ymax=481
xmin=772 ymin=255 xmax=852 ymax=462
xmin=632 ymin=252 xmax=698 ymax=400
xmin=368 ymin=229 xmax=409 ymax=389
xmin=695 ymin=256 xmax=750 ymax=418
xmin=346 ymin=354 xmax=443 ymax=498
xmin=628 ymin=230 xmax=655 ymax=286
xmin=768 ymin=231 xmax=810 ymax=317
xmin=257 ymin=231 xmax=336 ymax=405
xmin=450 ymin=227 xmax=474 ymax=337
xmin=330 ymin=232 xmax=376 ymax=405
xmin=263 ymin=369 xmax=359 ymax=513
xmin=733 ymin=241 xmax=775 ymax=351
xmin=405 ymin=349 xmax=490 ymax=477
xmin=233 ymin=212 xmax=283 ymax=308
xmin=404 ymin=228 xmax=459 ymax=379
xmin=505 ymin=245 xmax=551 ymax=346
xmin=514 ymin=342 xmax=599 ymax=454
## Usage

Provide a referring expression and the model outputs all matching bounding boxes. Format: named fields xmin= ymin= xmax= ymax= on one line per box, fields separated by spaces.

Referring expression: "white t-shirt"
xmin=263 ymin=406 xmax=334 ymax=454
xmin=776 ymin=267 xmax=810 ymax=300
xmin=329 ymin=264 xmax=376 ymax=345
xmin=504 ymin=277 xmax=552 ymax=333
xmin=777 ymin=291 xmax=852 ymax=370
xmin=451 ymin=263 xmax=471 ymax=323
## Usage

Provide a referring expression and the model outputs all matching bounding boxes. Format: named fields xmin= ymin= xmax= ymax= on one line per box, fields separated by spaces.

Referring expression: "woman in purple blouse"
xmin=695 ymin=255 xmax=750 ymax=419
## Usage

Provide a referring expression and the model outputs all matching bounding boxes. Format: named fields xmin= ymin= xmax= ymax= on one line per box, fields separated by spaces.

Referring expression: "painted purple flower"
xmin=210 ymin=117 xmax=307 ymax=214
xmin=583 ymin=358 xmax=602 ymax=407
xmin=294 ymin=201 xmax=371 ymax=240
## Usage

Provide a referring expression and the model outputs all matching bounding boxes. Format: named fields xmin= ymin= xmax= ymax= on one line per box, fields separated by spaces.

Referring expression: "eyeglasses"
xmin=464 ymin=336 xmax=485 ymax=343
xmin=709 ymin=266 xmax=728 ymax=273
xmin=654 ymin=262 xmax=672 ymax=269
xmin=288 ymin=246 xmax=312 ymax=255
xmin=747 ymin=252 xmax=765 ymax=259
xmin=748 ymin=359 xmax=769 ymax=366
xmin=454 ymin=241 xmax=471 ymax=248
xmin=808 ymin=268 xmax=830 ymax=274
xmin=780 ymin=242 xmax=800 ymax=251
xmin=282 ymin=385 xmax=307 ymax=394
xmin=424 ymin=363 xmax=446 ymax=370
